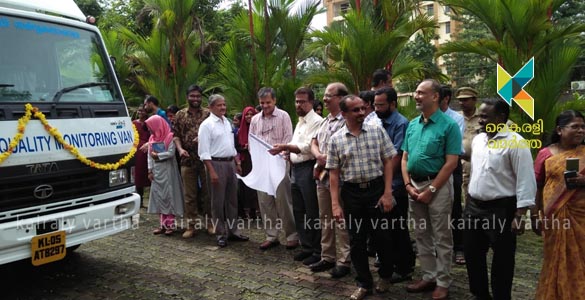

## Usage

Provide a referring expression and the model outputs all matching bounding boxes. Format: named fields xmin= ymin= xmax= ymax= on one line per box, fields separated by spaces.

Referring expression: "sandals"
xmin=455 ymin=251 xmax=466 ymax=265
xmin=153 ymin=228 xmax=164 ymax=235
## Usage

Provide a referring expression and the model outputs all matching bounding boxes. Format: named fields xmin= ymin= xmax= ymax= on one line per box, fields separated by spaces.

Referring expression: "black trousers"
xmin=291 ymin=160 xmax=321 ymax=256
xmin=342 ymin=177 xmax=393 ymax=289
xmin=390 ymin=185 xmax=415 ymax=275
xmin=463 ymin=197 xmax=517 ymax=300
xmin=452 ymin=159 xmax=463 ymax=252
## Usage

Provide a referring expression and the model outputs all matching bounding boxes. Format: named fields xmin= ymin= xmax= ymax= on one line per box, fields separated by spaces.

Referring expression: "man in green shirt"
xmin=401 ymin=79 xmax=461 ymax=300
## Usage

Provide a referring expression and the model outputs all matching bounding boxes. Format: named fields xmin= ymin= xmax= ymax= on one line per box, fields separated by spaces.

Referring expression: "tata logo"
xmin=26 ymin=162 xmax=59 ymax=175
xmin=33 ymin=185 xmax=54 ymax=200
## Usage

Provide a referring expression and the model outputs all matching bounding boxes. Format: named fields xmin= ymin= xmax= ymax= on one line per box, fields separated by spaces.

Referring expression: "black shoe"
xmin=302 ymin=255 xmax=321 ymax=266
xmin=329 ymin=265 xmax=351 ymax=278
xmin=217 ymin=237 xmax=227 ymax=248
xmin=294 ymin=251 xmax=313 ymax=261
xmin=389 ymin=272 xmax=413 ymax=284
xmin=309 ymin=260 xmax=335 ymax=272
xmin=228 ymin=234 xmax=249 ymax=242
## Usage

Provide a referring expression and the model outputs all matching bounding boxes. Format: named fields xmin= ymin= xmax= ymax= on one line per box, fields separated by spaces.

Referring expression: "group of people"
xmin=132 ymin=74 xmax=585 ymax=300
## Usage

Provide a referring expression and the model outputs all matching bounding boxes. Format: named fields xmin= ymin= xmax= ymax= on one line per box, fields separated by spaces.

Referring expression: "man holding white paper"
xmin=248 ymin=87 xmax=298 ymax=251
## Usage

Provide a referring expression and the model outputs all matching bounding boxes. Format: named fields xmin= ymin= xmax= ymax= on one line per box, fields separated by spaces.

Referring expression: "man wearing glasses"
xmin=249 ymin=87 xmax=298 ymax=251
xmin=402 ymin=79 xmax=461 ymax=300
xmin=309 ymin=83 xmax=351 ymax=278
xmin=269 ymin=87 xmax=323 ymax=265
xmin=327 ymin=94 xmax=397 ymax=300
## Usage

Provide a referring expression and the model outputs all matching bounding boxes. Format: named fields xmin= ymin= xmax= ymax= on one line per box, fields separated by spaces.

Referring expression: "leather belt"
xmin=211 ymin=156 xmax=234 ymax=161
xmin=469 ymin=196 xmax=516 ymax=208
xmin=410 ymin=173 xmax=438 ymax=182
xmin=343 ymin=177 xmax=383 ymax=189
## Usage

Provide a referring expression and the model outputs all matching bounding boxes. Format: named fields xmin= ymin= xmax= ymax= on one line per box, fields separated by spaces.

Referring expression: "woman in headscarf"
xmin=145 ymin=115 xmax=184 ymax=235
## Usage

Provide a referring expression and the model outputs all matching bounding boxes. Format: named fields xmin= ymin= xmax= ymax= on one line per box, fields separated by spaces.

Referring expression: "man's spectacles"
xmin=324 ymin=94 xmax=340 ymax=99
xmin=350 ymin=107 xmax=366 ymax=113
xmin=458 ymin=98 xmax=475 ymax=102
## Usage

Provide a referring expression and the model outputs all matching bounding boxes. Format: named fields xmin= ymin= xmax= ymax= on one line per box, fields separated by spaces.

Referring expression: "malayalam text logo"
xmin=497 ymin=57 xmax=535 ymax=120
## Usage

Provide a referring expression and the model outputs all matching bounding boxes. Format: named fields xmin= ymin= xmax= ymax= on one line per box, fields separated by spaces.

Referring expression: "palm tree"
xmin=270 ymin=0 xmax=320 ymax=80
xmin=308 ymin=0 xmax=436 ymax=92
xmin=208 ymin=0 xmax=320 ymax=113
xmin=101 ymin=30 xmax=142 ymax=105
xmin=247 ymin=0 xmax=259 ymax=93
xmin=438 ymin=0 xmax=585 ymax=139
xmin=119 ymin=0 xmax=209 ymax=106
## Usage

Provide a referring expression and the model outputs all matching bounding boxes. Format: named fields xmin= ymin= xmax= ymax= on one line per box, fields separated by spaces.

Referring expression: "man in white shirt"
xmin=198 ymin=94 xmax=249 ymax=248
xmin=465 ymin=98 xmax=536 ymax=300
xmin=270 ymin=87 xmax=323 ymax=265
xmin=359 ymin=90 xmax=383 ymax=128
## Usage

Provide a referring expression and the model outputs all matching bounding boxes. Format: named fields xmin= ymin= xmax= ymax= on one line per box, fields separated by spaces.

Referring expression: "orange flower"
xmin=1 ymin=103 xmax=139 ymax=170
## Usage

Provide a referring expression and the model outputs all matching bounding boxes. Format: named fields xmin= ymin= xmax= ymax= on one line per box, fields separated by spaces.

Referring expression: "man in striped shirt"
xmin=249 ymin=87 xmax=298 ymax=251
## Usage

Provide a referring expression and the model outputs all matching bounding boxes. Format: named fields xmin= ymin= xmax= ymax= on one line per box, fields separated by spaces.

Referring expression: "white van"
xmin=0 ymin=0 xmax=140 ymax=266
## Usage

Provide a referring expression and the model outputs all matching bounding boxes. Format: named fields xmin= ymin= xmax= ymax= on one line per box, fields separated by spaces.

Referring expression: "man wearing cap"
xmin=456 ymin=87 xmax=481 ymax=205
xmin=402 ymin=79 xmax=461 ymax=300
xmin=198 ymin=94 xmax=249 ymax=247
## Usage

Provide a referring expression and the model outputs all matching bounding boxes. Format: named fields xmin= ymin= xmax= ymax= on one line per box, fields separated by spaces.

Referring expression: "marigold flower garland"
xmin=0 ymin=103 xmax=138 ymax=170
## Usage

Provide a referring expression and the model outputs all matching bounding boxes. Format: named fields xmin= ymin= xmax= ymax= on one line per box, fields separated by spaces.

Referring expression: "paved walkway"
xmin=2 ymin=210 xmax=542 ymax=299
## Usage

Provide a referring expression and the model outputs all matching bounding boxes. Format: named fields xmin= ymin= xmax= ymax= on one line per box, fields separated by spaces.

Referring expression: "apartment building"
xmin=322 ymin=0 xmax=459 ymax=72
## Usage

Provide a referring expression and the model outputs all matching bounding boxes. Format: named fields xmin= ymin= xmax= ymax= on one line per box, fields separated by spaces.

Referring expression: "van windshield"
xmin=0 ymin=15 xmax=120 ymax=103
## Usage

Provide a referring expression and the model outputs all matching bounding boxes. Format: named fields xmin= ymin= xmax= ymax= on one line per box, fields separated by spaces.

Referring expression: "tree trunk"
xmin=264 ymin=0 xmax=270 ymax=84
xmin=248 ymin=0 xmax=259 ymax=93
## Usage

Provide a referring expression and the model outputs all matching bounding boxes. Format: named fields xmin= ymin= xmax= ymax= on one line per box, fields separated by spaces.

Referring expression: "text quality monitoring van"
xmin=0 ymin=0 xmax=140 ymax=266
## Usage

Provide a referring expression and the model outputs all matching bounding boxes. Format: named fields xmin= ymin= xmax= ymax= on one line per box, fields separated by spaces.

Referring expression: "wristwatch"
xmin=428 ymin=185 xmax=437 ymax=193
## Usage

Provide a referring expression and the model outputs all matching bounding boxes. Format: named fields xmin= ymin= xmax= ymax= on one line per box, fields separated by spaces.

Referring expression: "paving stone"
xmin=0 ymin=208 xmax=543 ymax=299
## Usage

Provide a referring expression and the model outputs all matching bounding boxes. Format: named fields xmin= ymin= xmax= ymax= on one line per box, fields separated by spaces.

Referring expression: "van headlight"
xmin=109 ymin=169 xmax=128 ymax=187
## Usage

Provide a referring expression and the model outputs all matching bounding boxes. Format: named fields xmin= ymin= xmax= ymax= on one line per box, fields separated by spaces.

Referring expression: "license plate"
xmin=31 ymin=230 xmax=66 ymax=266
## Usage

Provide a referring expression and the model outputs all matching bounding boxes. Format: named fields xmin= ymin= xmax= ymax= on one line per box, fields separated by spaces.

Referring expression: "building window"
xmin=340 ymin=2 xmax=350 ymax=14
xmin=334 ymin=1 xmax=350 ymax=16
xmin=445 ymin=22 xmax=451 ymax=34
xmin=427 ymin=4 xmax=434 ymax=16
xmin=444 ymin=5 xmax=450 ymax=15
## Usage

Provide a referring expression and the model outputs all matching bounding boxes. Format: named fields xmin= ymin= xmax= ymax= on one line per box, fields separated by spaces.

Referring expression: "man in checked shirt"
xmin=327 ymin=94 xmax=397 ymax=300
